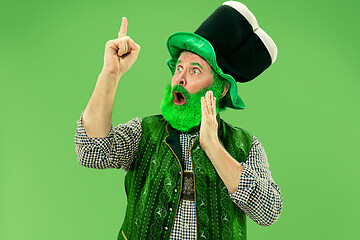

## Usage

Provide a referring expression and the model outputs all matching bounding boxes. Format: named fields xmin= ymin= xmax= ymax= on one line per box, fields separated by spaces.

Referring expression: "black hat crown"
xmin=195 ymin=1 xmax=277 ymax=83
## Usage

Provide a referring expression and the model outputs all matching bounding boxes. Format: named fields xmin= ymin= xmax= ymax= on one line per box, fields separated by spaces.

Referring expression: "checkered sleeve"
xmin=229 ymin=136 xmax=283 ymax=226
xmin=74 ymin=112 xmax=142 ymax=171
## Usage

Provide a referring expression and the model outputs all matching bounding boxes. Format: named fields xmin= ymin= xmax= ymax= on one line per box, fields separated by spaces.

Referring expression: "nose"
xmin=175 ymin=71 xmax=186 ymax=86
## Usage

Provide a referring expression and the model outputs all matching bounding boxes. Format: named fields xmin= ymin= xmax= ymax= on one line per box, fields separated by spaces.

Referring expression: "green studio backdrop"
xmin=1 ymin=0 xmax=359 ymax=239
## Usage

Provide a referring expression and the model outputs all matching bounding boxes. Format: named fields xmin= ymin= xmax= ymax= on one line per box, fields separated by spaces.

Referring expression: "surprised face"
xmin=170 ymin=51 xmax=214 ymax=106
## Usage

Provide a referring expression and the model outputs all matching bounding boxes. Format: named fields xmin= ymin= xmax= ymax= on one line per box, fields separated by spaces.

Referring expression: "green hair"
xmin=211 ymin=69 xmax=231 ymax=112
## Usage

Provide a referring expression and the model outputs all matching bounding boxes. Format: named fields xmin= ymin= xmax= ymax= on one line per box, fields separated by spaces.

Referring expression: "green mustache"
xmin=170 ymin=85 xmax=190 ymax=101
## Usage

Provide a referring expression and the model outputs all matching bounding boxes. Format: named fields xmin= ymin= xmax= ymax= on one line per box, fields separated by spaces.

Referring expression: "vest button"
xmin=164 ymin=226 xmax=169 ymax=231
xmin=169 ymin=207 xmax=173 ymax=212
xmin=178 ymin=171 xmax=181 ymax=175
xmin=174 ymin=188 xmax=178 ymax=193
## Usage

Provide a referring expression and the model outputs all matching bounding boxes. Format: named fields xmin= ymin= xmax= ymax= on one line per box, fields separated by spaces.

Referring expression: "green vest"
xmin=118 ymin=114 xmax=252 ymax=240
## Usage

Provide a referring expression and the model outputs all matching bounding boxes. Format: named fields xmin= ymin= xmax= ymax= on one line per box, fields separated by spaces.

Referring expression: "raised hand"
xmin=102 ymin=17 xmax=140 ymax=79
xmin=199 ymin=90 xmax=219 ymax=150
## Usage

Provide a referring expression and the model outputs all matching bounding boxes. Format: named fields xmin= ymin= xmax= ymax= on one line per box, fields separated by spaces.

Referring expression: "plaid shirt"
xmin=74 ymin=113 xmax=283 ymax=239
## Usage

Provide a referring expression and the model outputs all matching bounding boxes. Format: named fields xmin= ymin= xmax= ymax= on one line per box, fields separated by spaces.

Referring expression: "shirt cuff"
xmin=74 ymin=111 xmax=115 ymax=155
xmin=229 ymin=162 xmax=257 ymax=205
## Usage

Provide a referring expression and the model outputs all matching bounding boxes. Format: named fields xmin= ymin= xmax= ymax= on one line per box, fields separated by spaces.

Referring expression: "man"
xmin=75 ymin=1 xmax=282 ymax=239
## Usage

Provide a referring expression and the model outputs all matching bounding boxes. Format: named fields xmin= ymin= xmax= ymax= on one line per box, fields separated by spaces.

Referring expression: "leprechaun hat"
xmin=166 ymin=1 xmax=278 ymax=109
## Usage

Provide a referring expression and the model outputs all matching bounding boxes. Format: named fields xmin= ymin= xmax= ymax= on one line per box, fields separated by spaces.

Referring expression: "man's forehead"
xmin=177 ymin=51 xmax=210 ymax=68
xmin=175 ymin=60 xmax=205 ymax=69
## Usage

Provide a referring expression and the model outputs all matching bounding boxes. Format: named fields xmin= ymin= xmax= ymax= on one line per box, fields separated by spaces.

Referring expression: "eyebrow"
xmin=190 ymin=62 xmax=203 ymax=70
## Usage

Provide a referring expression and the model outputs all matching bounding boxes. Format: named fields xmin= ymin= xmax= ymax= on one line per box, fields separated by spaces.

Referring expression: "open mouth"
xmin=173 ymin=91 xmax=186 ymax=105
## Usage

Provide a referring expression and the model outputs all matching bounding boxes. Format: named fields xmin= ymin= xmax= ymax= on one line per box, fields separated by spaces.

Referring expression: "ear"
xmin=221 ymin=82 xmax=230 ymax=98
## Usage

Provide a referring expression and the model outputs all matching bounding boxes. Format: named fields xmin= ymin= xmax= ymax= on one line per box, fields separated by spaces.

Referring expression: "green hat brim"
xmin=166 ymin=32 xmax=245 ymax=109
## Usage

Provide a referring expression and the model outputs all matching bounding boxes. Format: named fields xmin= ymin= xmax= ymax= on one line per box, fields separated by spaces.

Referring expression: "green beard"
xmin=160 ymin=80 xmax=225 ymax=132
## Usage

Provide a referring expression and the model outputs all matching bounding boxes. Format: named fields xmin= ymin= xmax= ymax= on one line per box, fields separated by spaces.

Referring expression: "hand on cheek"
xmin=200 ymin=91 xmax=219 ymax=150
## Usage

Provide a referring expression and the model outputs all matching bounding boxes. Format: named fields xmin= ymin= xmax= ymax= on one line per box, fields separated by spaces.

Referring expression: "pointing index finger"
xmin=118 ymin=17 xmax=128 ymax=38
